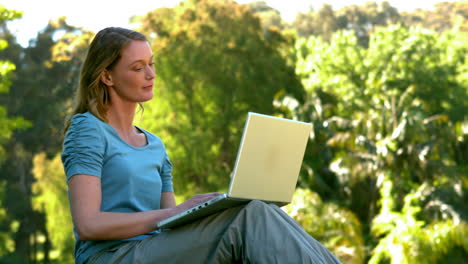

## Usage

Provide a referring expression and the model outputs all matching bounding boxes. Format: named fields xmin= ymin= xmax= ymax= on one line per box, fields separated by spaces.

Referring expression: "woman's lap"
xmin=87 ymin=200 xmax=341 ymax=264
xmin=87 ymin=202 xmax=247 ymax=263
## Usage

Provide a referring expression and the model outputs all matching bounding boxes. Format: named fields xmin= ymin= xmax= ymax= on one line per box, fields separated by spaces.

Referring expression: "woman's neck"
xmin=106 ymin=103 xmax=147 ymax=148
xmin=106 ymin=101 xmax=137 ymax=135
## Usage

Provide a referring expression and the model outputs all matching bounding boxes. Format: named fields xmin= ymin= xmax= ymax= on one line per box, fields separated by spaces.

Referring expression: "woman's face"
xmin=105 ymin=40 xmax=155 ymax=104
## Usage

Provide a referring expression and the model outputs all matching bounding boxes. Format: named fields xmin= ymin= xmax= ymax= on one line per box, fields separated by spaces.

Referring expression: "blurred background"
xmin=0 ymin=0 xmax=466 ymax=263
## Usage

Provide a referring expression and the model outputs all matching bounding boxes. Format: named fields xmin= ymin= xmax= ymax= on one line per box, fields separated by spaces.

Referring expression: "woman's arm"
xmin=161 ymin=192 xmax=177 ymax=209
xmin=69 ymin=174 xmax=219 ymax=241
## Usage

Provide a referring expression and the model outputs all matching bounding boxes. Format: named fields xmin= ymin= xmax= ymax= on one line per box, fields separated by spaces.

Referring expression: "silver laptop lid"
xmin=227 ymin=112 xmax=312 ymax=203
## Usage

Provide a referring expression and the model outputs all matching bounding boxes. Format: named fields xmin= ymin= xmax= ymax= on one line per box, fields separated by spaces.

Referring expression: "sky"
xmin=2 ymin=0 xmax=453 ymax=47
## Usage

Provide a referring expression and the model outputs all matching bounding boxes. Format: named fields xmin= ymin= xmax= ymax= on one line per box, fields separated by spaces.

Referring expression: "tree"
xmin=401 ymin=1 xmax=468 ymax=33
xmin=0 ymin=5 xmax=30 ymax=164
xmin=370 ymin=176 xmax=468 ymax=264
xmin=32 ymin=153 xmax=74 ymax=264
xmin=284 ymin=188 xmax=365 ymax=264
xmin=281 ymin=24 xmax=467 ymax=261
xmin=137 ymin=0 xmax=304 ymax=195
xmin=291 ymin=1 xmax=400 ymax=46
xmin=336 ymin=1 xmax=400 ymax=46
xmin=0 ymin=5 xmax=31 ymax=263
xmin=244 ymin=1 xmax=286 ymax=32
xmin=3 ymin=17 xmax=91 ymax=155
xmin=292 ymin=4 xmax=339 ymax=41
xmin=0 ymin=16 xmax=91 ymax=262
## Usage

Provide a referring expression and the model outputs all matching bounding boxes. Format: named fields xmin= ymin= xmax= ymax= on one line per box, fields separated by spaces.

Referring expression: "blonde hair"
xmin=64 ymin=27 xmax=147 ymax=133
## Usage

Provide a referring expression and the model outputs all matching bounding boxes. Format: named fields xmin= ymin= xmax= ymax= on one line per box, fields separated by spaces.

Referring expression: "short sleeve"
xmin=160 ymin=154 xmax=174 ymax=192
xmin=61 ymin=113 xmax=105 ymax=181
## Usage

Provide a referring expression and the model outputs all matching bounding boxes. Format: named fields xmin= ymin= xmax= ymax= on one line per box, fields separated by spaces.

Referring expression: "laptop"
xmin=157 ymin=112 xmax=312 ymax=229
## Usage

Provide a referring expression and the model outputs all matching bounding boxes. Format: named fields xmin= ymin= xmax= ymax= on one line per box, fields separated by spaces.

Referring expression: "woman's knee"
xmin=243 ymin=200 xmax=281 ymax=216
xmin=245 ymin=200 xmax=267 ymax=209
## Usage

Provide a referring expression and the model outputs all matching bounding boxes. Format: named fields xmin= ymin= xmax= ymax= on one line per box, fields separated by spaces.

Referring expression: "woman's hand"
xmin=174 ymin=192 xmax=222 ymax=213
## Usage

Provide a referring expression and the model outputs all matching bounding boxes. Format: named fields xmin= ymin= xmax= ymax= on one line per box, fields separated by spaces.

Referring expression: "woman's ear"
xmin=100 ymin=70 xmax=113 ymax=86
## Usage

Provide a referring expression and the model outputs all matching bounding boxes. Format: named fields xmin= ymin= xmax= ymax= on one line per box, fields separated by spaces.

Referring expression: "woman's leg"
xmin=88 ymin=200 xmax=341 ymax=264
xmin=211 ymin=200 xmax=341 ymax=264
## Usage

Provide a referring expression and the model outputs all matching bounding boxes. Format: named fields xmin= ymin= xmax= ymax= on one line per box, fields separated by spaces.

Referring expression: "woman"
xmin=62 ymin=27 xmax=341 ymax=264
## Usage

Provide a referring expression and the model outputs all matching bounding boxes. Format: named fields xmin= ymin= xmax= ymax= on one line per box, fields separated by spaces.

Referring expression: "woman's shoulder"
xmin=70 ymin=111 xmax=101 ymax=125
xmin=66 ymin=112 xmax=105 ymax=140
xmin=68 ymin=112 xmax=108 ymax=132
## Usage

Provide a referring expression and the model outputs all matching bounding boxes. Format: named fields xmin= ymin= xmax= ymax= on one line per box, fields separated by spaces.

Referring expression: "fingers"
xmin=202 ymin=192 xmax=222 ymax=198
xmin=178 ymin=192 xmax=222 ymax=211
xmin=190 ymin=192 xmax=220 ymax=203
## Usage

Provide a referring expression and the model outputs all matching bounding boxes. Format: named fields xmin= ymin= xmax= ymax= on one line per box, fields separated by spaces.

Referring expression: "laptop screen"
xmin=227 ymin=112 xmax=312 ymax=203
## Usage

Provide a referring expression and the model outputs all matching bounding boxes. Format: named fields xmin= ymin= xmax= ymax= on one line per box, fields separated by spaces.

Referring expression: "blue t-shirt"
xmin=61 ymin=112 xmax=174 ymax=264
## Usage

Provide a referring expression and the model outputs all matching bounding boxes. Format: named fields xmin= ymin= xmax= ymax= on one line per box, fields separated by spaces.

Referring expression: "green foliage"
xmin=290 ymin=1 xmax=466 ymax=46
xmin=284 ymin=188 xmax=365 ymax=264
xmin=138 ymin=0 xmax=304 ymax=196
xmin=401 ymin=1 xmax=468 ymax=32
xmin=245 ymin=1 xmax=286 ymax=31
xmin=291 ymin=1 xmax=400 ymax=45
xmin=4 ymin=18 xmax=91 ymax=155
xmin=32 ymin=153 xmax=74 ymax=264
xmin=0 ymin=4 xmax=22 ymax=22
xmin=0 ymin=6 xmax=32 ymax=262
xmin=0 ymin=181 xmax=16 ymax=256
xmin=292 ymin=23 xmax=467 ymax=202
xmin=0 ymin=10 xmax=31 ymax=164
xmin=279 ymin=22 xmax=468 ymax=262
xmin=0 ymin=51 xmax=15 ymax=93
xmin=0 ymin=106 xmax=30 ymax=161
xmin=370 ymin=176 xmax=468 ymax=264
xmin=0 ymin=16 xmax=88 ymax=263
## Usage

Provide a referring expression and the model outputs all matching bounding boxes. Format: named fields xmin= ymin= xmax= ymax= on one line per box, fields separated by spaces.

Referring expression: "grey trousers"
xmin=87 ymin=200 xmax=341 ymax=264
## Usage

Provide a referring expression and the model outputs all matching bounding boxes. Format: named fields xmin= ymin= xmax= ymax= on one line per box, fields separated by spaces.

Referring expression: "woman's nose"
xmin=146 ymin=66 xmax=155 ymax=80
